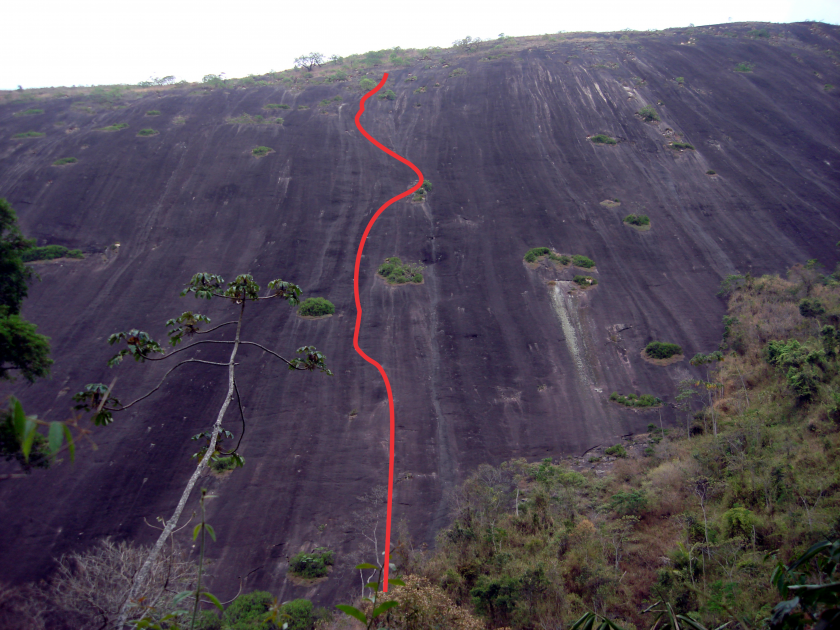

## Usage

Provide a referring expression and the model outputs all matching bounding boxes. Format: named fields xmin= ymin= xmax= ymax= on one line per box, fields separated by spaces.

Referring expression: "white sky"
xmin=2 ymin=0 xmax=838 ymax=90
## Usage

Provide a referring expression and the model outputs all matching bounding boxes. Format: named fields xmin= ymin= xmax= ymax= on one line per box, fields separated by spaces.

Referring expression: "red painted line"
xmin=353 ymin=73 xmax=423 ymax=592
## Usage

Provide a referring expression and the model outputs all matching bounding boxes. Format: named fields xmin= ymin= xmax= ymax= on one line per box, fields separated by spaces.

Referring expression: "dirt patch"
xmin=640 ymin=348 xmax=684 ymax=366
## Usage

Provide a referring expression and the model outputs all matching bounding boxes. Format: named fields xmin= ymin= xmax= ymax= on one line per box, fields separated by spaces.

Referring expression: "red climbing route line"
xmin=353 ymin=73 xmax=423 ymax=592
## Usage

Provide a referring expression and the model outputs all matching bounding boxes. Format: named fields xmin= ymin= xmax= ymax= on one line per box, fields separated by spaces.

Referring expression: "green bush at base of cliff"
xmin=623 ymin=214 xmax=650 ymax=227
xmin=604 ymin=444 xmax=627 ymax=457
xmin=298 ymin=297 xmax=335 ymax=317
xmin=378 ymin=257 xmax=424 ymax=284
xmin=645 ymin=341 xmax=683 ymax=359
xmin=637 ymin=105 xmax=660 ymax=122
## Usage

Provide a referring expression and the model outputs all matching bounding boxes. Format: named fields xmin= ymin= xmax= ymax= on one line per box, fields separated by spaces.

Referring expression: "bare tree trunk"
xmin=116 ymin=305 xmax=244 ymax=628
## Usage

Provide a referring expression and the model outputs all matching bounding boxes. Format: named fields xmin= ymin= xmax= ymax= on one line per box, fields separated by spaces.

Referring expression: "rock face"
xmin=0 ymin=22 xmax=838 ymax=605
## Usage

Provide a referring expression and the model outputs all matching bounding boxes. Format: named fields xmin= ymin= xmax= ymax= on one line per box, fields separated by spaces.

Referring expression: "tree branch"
xmin=195 ymin=321 xmax=238 ymax=335
xmin=109 ymin=359 xmax=229 ymax=412
xmin=237 ymin=341 xmax=301 ymax=368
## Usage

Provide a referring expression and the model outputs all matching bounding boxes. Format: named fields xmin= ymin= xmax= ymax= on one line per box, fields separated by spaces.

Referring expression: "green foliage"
xmin=572 ymin=255 xmax=595 ymax=268
xmin=769 ymin=539 xmax=840 ymax=629
xmin=222 ymin=591 xmax=273 ymax=629
xmin=747 ymin=28 xmax=770 ymax=38
xmin=669 ymin=141 xmax=695 ymax=150
xmin=21 ymin=245 xmax=83 ymax=262
xmin=146 ymin=110 xmax=161 ymax=115
xmin=12 ymin=131 xmax=44 ymax=138
xmin=706 ymin=170 xmax=716 ymax=175
xmin=799 ymin=297 xmax=826 ymax=319
xmin=202 ymin=74 xmax=227 ymax=88
xmin=275 ymin=599 xmax=314 ymax=630
xmin=623 ymin=214 xmax=650 ymax=227
xmin=645 ymin=341 xmax=683 ymax=360
xmin=52 ymin=157 xmax=77 ymax=165
xmin=637 ymin=105 xmax=660 ymax=122
xmin=734 ymin=61 xmax=753 ymax=72
xmin=421 ymin=180 xmax=433 ymax=193
xmin=107 ymin=330 xmax=165 ymax=366
xmin=209 ymin=455 xmax=237 ymax=473
xmin=0 ymin=398 xmax=51 ymax=471
xmin=609 ymin=392 xmax=661 ymax=407
xmin=675 ymin=76 xmax=685 ymax=85
xmin=298 ymin=297 xmax=335 ymax=317
xmin=15 ymin=108 xmax=44 ymax=116
xmin=764 ymin=338 xmax=825 ymax=401
xmin=524 ymin=247 xmax=550 ymax=263
xmin=97 ymin=123 xmax=129 ymax=132
xmin=573 ymin=275 xmax=598 ymax=287
xmin=377 ymin=89 xmax=396 ymax=100
xmin=450 ymin=68 xmax=468 ymax=77
xmin=359 ymin=77 xmax=376 ymax=91
xmin=137 ymin=128 xmax=158 ymax=136
xmin=288 ymin=548 xmax=334 ymax=578
xmin=251 ymin=146 xmax=272 ymax=157
xmin=264 ymin=103 xmax=291 ymax=109
xmin=377 ymin=257 xmax=424 ymax=284
xmin=590 ymin=134 xmax=617 ymax=145
xmin=604 ymin=444 xmax=627 ymax=458
xmin=608 ymin=489 xmax=646 ymax=514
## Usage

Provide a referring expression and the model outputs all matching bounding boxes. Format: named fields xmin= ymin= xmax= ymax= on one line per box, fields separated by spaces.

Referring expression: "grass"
xmin=264 ymin=103 xmax=291 ymax=109
xmin=288 ymin=548 xmax=334 ymax=579
xmin=145 ymin=110 xmax=160 ymax=116
xmin=97 ymin=123 xmax=129 ymax=132
xmin=609 ymin=392 xmax=662 ymax=407
xmin=669 ymin=141 xmax=695 ymax=150
xmin=21 ymin=245 xmax=83 ymax=262
xmin=136 ymin=128 xmax=158 ymax=136
xmin=637 ymin=105 xmax=660 ymax=122
xmin=52 ymin=157 xmax=77 ymax=166
xmin=12 ymin=131 xmax=45 ymax=138
xmin=14 ymin=108 xmax=44 ymax=116
xmin=590 ymin=134 xmax=617 ymax=145
xmin=573 ymin=275 xmax=598 ymax=287
xmin=644 ymin=341 xmax=682 ymax=360
xmin=378 ymin=257 xmax=424 ymax=284
xmin=251 ymin=145 xmax=273 ymax=157
xmin=734 ymin=61 xmax=753 ymax=72
xmin=298 ymin=297 xmax=335 ymax=317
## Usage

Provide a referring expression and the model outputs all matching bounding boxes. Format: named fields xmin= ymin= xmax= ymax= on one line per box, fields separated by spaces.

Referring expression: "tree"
xmin=0 ymin=198 xmax=52 ymax=383
xmin=101 ymin=272 xmax=332 ymax=627
xmin=294 ymin=52 xmax=324 ymax=71
xmin=452 ymin=36 xmax=482 ymax=52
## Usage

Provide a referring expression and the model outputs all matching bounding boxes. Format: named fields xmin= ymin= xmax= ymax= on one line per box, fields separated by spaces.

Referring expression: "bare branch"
xmin=109 ymin=359 xmax=228 ymax=412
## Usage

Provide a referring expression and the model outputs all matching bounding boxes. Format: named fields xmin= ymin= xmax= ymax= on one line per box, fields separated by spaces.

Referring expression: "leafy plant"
xmin=675 ymin=76 xmax=685 ymax=84
xmin=52 ymin=157 xmax=78 ymax=166
xmin=572 ymin=255 xmax=595 ymax=268
xmin=21 ymin=245 xmax=83 ymax=262
xmin=264 ymin=103 xmax=290 ymax=109
xmin=623 ymin=214 xmax=650 ymax=227
xmin=706 ymin=170 xmax=716 ymax=175
xmin=298 ymin=297 xmax=335 ymax=317
xmin=377 ymin=257 xmax=424 ymax=284
xmin=137 ymin=128 xmax=158 ymax=136
xmin=609 ymin=392 xmax=661 ymax=407
xmin=747 ymin=28 xmax=770 ymax=38
xmin=734 ymin=61 xmax=753 ymax=72
xmin=12 ymin=131 xmax=44 ymax=138
xmin=605 ymin=444 xmax=627 ymax=458
xmin=637 ymin=105 xmax=660 ymax=122
xmin=289 ymin=548 xmax=334 ymax=578
xmin=336 ymin=563 xmax=405 ymax=629
xmin=146 ymin=110 xmax=161 ymax=116
xmin=377 ymin=89 xmax=396 ymax=100
xmin=450 ymin=68 xmax=467 ymax=77
xmin=645 ymin=341 xmax=683 ymax=360
xmin=359 ymin=77 xmax=376 ymax=91
xmin=590 ymin=134 xmax=617 ymax=145
xmin=573 ymin=275 xmax=598 ymax=287
xmin=251 ymin=146 xmax=272 ymax=157
xmin=669 ymin=141 xmax=695 ymax=150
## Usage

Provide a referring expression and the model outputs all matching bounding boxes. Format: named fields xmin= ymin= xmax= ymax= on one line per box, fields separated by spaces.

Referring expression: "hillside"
xmin=0 ymin=20 xmax=838 ymax=615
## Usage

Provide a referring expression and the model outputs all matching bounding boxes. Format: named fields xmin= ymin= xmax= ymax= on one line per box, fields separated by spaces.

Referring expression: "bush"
xmin=146 ymin=110 xmax=161 ymax=116
xmin=624 ymin=214 xmax=650 ymax=227
xmin=734 ymin=61 xmax=753 ymax=72
xmin=277 ymin=599 xmax=314 ymax=630
xmin=12 ymin=131 xmax=44 ymax=138
xmin=252 ymin=146 xmax=272 ymax=157
xmin=747 ymin=28 xmax=769 ymax=38
xmin=264 ymin=103 xmax=291 ymax=109
xmin=675 ymin=76 xmax=685 ymax=84
xmin=645 ymin=341 xmax=683 ymax=360
xmin=53 ymin=157 xmax=78 ymax=166
xmin=590 ymin=134 xmax=617 ymax=145
xmin=222 ymin=591 xmax=273 ymax=629
xmin=572 ymin=255 xmax=595 ymax=268
xmin=359 ymin=77 xmax=376 ymax=91
xmin=21 ymin=245 xmax=83 ymax=262
xmin=421 ymin=180 xmax=433 ymax=192
xmin=706 ymin=170 xmax=716 ymax=175
xmin=209 ymin=456 xmax=237 ymax=473
xmin=97 ymin=123 xmax=129 ymax=132
xmin=450 ymin=68 xmax=467 ymax=77
xmin=193 ymin=610 xmax=221 ymax=630
xmin=609 ymin=489 xmax=647 ymax=515
xmin=15 ymin=108 xmax=43 ymax=116
xmin=605 ymin=444 xmax=627 ymax=458
xmin=288 ymin=548 xmax=334 ymax=578
xmin=670 ymin=142 xmax=695 ymax=150
xmin=378 ymin=89 xmax=396 ymax=100
xmin=136 ymin=128 xmax=157 ymax=136
xmin=524 ymin=247 xmax=550 ymax=263
xmin=609 ymin=392 xmax=662 ymax=407
xmin=573 ymin=275 xmax=597 ymax=287
xmin=378 ymin=257 xmax=424 ymax=284
xmin=637 ymin=105 xmax=660 ymax=122
xmin=298 ymin=297 xmax=335 ymax=317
